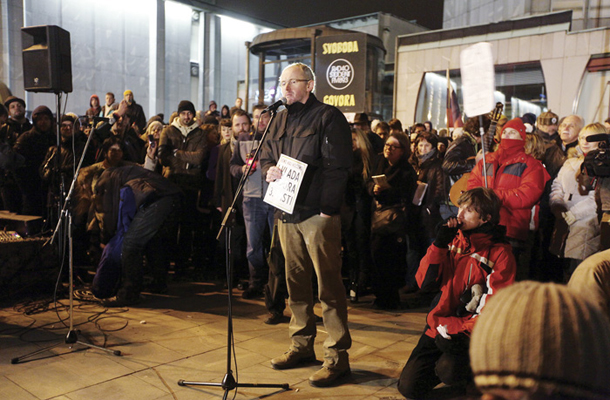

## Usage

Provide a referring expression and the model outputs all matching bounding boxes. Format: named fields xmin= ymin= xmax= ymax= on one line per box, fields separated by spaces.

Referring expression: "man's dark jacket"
xmin=260 ymin=93 xmax=352 ymax=223
xmin=93 ymin=165 xmax=182 ymax=243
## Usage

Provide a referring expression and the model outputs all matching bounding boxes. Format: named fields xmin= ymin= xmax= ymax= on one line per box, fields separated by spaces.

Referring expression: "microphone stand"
xmin=178 ymin=108 xmax=289 ymax=398
xmin=11 ymin=114 xmax=121 ymax=364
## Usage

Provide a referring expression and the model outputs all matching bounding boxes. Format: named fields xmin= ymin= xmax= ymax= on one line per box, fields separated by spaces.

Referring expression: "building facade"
xmin=395 ymin=10 xmax=610 ymax=129
xmin=0 ymin=0 xmax=273 ymax=118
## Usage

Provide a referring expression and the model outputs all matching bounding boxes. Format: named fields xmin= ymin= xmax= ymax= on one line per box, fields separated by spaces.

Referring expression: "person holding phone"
xmin=398 ymin=187 xmax=516 ymax=400
xmin=143 ymin=121 xmax=163 ymax=172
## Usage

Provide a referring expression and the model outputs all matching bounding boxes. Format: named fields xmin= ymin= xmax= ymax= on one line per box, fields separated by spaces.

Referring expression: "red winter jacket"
xmin=416 ymin=226 xmax=516 ymax=338
xmin=467 ymin=145 xmax=550 ymax=241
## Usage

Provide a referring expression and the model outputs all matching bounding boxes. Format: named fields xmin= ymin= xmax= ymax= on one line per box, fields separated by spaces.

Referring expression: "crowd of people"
xmin=2 ymin=63 xmax=610 ymax=396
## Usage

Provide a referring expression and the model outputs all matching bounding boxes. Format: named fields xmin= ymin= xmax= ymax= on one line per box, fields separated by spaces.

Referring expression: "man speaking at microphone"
xmin=260 ymin=62 xmax=353 ymax=387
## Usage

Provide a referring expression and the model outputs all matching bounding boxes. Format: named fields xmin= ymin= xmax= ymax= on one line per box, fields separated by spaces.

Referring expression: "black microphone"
xmin=586 ymin=133 xmax=610 ymax=143
xmin=262 ymin=97 xmax=287 ymax=114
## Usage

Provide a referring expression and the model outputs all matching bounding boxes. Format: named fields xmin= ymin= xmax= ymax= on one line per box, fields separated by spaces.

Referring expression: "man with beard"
xmin=110 ymin=111 xmax=145 ymax=164
xmin=230 ymin=106 xmax=275 ymax=299
xmin=123 ymin=90 xmax=146 ymax=134
xmin=14 ymin=106 xmax=56 ymax=216
xmin=158 ymin=100 xmax=207 ymax=278
xmin=213 ymin=116 xmax=248 ymax=283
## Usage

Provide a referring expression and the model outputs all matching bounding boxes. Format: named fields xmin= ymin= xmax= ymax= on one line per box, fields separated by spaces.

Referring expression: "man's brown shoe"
xmin=270 ymin=349 xmax=316 ymax=370
xmin=308 ymin=365 xmax=351 ymax=387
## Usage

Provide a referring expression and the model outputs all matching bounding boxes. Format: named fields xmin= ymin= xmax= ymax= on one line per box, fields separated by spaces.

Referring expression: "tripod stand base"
xmin=179 ymin=221 xmax=289 ymax=398
xmin=178 ymin=371 xmax=289 ymax=398
xmin=11 ymin=329 xmax=121 ymax=364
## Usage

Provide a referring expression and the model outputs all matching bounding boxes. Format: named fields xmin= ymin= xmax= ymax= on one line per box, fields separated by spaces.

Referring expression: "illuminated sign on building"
xmin=316 ymin=34 xmax=366 ymax=112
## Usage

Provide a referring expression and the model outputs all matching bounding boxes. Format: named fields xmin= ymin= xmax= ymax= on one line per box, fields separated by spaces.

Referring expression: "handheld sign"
xmin=460 ymin=42 xmax=495 ymax=117
xmin=263 ymin=154 xmax=308 ymax=214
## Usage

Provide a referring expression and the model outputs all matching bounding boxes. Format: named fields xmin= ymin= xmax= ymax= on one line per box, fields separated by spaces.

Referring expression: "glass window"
xmin=575 ymin=54 xmax=610 ymax=124
xmin=415 ymin=62 xmax=546 ymax=129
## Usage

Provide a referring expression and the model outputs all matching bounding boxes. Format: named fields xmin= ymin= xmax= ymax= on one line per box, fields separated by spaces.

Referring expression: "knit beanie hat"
xmin=538 ymin=110 xmax=559 ymax=126
xmin=4 ymin=95 xmax=25 ymax=109
xmin=90 ymin=94 xmax=100 ymax=107
xmin=521 ymin=112 xmax=536 ymax=127
xmin=470 ymin=281 xmax=610 ymax=399
xmin=177 ymin=100 xmax=196 ymax=115
xmin=501 ymin=118 xmax=526 ymax=141
xmin=123 ymin=90 xmax=133 ymax=97
xmin=32 ymin=105 xmax=53 ymax=122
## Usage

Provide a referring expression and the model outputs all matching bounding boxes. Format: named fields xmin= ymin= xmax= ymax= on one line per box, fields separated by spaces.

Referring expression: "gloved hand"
xmin=435 ymin=332 xmax=470 ymax=355
xmin=562 ymin=210 xmax=576 ymax=225
xmin=434 ymin=218 xmax=460 ymax=248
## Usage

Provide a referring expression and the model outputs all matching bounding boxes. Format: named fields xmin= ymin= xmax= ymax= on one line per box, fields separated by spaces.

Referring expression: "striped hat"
xmin=470 ymin=281 xmax=610 ymax=399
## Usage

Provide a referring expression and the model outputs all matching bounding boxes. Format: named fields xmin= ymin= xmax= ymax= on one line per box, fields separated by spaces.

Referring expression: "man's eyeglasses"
xmin=279 ymin=79 xmax=310 ymax=88
xmin=384 ymin=143 xmax=403 ymax=150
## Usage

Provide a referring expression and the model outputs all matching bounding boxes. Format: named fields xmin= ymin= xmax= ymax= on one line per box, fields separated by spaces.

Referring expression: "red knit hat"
xmin=501 ymin=118 xmax=526 ymax=140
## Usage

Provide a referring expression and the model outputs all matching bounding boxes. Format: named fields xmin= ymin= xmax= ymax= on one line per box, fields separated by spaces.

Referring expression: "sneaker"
xmin=270 ymin=349 xmax=316 ymax=370
xmin=264 ymin=312 xmax=285 ymax=325
xmin=309 ymin=365 xmax=351 ymax=387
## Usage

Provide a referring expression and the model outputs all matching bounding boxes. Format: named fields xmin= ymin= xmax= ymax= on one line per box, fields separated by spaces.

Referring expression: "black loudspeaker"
xmin=21 ymin=25 xmax=72 ymax=93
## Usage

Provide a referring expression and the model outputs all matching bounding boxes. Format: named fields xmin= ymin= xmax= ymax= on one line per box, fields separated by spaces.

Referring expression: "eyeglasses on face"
xmin=384 ymin=143 xmax=403 ymax=150
xmin=279 ymin=79 xmax=310 ymax=87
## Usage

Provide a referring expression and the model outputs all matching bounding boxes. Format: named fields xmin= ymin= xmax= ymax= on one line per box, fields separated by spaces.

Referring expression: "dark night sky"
xmin=212 ymin=0 xmax=444 ymax=29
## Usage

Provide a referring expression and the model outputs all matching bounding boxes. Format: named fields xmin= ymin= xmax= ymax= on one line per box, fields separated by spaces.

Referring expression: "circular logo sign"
xmin=326 ymin=59 xmax=354 ymax=90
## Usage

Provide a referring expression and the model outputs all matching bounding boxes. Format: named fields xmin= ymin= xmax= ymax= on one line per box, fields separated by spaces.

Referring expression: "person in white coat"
xmin=549 ymin=122 xmax=603 ymax=281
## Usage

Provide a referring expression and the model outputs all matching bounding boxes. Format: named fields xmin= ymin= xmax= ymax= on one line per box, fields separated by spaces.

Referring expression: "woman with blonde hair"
xmin=143 ymin=120 xmax=164 ymax=172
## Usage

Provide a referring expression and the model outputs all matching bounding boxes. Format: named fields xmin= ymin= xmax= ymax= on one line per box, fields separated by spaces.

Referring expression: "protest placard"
xmin=460 ymin=42 xmax=495 ymax=117
xmin=263 ymin=154 xmax=308 ymax=214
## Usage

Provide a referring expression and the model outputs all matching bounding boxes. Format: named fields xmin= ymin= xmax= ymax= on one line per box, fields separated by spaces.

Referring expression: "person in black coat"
xmin=13 ymin=105 xmax=56 ymax=216
xmin=368 ymin=132 xmax=417 ymax=309
xmin=342 ymin=127 xmax=376 ymax=302
xmin=406 ymin=132 xmax=445 ymax=292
